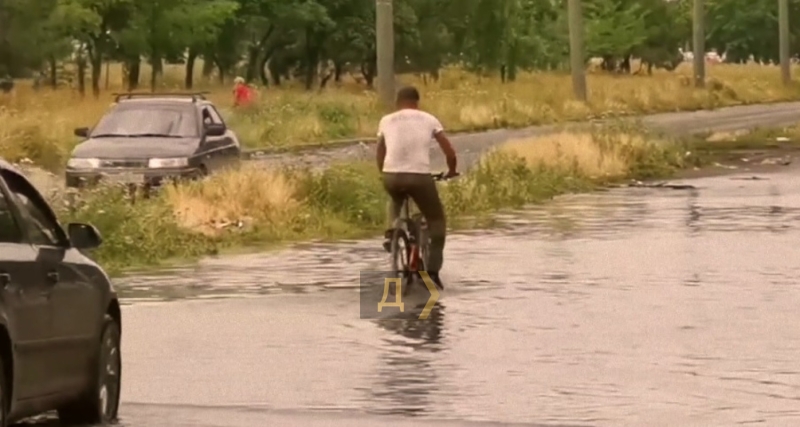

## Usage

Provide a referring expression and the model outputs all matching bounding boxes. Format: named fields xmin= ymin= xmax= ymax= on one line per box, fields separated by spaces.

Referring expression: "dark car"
xmin=66 ymin=92 xmax=241 ymax=188
xmin=0 ymin=159 xmax=121 ymax=425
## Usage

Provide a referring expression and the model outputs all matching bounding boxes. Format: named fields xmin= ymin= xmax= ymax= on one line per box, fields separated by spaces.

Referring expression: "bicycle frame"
xmin=398 ymin=196 xmax=425 ymax=271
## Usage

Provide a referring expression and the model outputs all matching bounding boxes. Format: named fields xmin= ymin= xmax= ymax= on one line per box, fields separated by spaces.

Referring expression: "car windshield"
xmin=91 ymin=106 xmax=198 ymax=138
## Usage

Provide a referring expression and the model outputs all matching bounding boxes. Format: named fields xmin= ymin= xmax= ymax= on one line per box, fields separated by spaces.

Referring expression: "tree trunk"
xmin=260 ymin=56 xmax=271 ymax=85
xmin=185 ymin=49 xmax=197 ymax=89
xmin=48 ymin=55 xmax=57 ymax=88
xmin=150 ymin=52 xmax=161 ymax=91
xmin=361 ymin=61 xmax=376 ymax=88
xmin=127 ymin=58 xmax=140 ymax=91
xmin=104 ymin=61 xmax=110 ymax=89
xmin=90 ymin=49 xmax=102 ymax=98
xmin=303 ymin=28 xmax=321 ymax=90
xmin=202 ymin=57 xmax=214 ymax=78
xmin=334 ymin=61 xmax=343 ymax=82
xmin=257 ymin=44 xmax=283 ymax=86
xmin=245 ymin=46 xmax=260 ymax=82
xmin=76 ymin=54 xmax=87 ymax=97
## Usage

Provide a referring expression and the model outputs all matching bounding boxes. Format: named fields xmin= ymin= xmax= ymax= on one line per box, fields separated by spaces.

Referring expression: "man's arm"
xmin=433 ymin=130 xmax=457 ymax=176
xmin=376 ymin=134 xmax=386 ymax=172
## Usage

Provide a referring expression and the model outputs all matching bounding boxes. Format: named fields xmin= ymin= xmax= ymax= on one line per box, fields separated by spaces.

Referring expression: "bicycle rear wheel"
xmin=417 ymin=219 xmax=430 ymax=272
xmin=389 ymin=226 xmax=412 ymax=295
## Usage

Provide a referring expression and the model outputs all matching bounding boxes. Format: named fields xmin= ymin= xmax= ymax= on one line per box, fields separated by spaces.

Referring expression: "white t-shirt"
xmin=377 ymin=109 xmax=444 ymax=174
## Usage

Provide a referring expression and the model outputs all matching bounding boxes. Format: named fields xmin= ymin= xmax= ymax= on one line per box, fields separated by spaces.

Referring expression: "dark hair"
xmin=396 ymin=86 xmax=420 ymax=103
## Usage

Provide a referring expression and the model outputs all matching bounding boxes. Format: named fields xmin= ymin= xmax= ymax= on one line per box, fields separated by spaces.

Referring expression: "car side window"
xmin=0 ymin=186 xmax=23 ymax=244
xmin=204 ymin=106 xmax=225 ymax=126
xmin=201 ymin=108 xmax=213 ymax=125
xmin=0 ymin=170 xmax=66 ymax=247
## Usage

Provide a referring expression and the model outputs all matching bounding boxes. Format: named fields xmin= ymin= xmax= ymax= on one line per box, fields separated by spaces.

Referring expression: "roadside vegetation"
xmin=2 ymin=62 xmax=800 ymax=172
xmin=3 ymin=0 xmax=800 ymax=169
xmin=42 ymin=127 xmax=697 ymax=274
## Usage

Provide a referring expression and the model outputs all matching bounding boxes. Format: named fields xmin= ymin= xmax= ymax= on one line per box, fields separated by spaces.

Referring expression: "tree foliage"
xmin=0 ymin=0 xmax=797 ymax=94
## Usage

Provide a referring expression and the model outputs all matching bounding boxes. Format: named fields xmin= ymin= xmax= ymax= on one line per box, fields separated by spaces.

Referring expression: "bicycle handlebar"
xmin=431 ymin=172 xmax=460 ymax=181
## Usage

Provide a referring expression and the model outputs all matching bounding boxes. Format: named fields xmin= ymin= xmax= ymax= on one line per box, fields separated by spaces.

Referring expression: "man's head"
xmin=234 ymin=76 xmax=245 ymax=86
xmin=396 ymin=86 xmax=420 ymax=109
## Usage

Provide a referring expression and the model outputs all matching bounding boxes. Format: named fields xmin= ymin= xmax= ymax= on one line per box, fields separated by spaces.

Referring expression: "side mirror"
xmin=205 ymin=123 xmax=226 ymax=137
xmin=67 ymin=222 xmax=102 ymax=249
xmin=74 ymin=127 xmax=89 ymax=138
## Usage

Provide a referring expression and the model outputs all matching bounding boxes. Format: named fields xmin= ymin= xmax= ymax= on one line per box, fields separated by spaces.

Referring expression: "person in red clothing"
xmin=232 ymin=77 xmax=253 ymax=107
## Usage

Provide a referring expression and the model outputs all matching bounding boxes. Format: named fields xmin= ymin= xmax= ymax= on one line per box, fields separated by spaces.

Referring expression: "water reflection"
xmin=368 ymin=303 xmax=446 ymax=416
xmin=686 ymin=187 xmax=701 ymax=234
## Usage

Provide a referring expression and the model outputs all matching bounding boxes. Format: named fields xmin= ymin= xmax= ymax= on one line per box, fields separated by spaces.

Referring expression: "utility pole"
xmin=375 ymin=0 xmax=395 ymax=108
xmin=779 ymin=0 xmax=791 ymax=85
xmin=567 ymin=0 xmax=587 ymax=101
xmin=692 ymin=0 xmax=705 ymax=88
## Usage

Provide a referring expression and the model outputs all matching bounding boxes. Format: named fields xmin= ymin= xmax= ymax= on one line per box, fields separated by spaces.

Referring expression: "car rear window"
xmin=91 ymin=105 xmax=199 ymax=138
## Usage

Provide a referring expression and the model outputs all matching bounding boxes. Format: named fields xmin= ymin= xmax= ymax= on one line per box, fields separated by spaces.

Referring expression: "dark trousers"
xmin=382 ymin=172 xmax=446 ymax=272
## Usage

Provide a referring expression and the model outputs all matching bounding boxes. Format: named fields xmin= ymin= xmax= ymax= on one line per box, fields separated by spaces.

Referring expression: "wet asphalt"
xmin=17 ymin=164 xmax=793 ymax=427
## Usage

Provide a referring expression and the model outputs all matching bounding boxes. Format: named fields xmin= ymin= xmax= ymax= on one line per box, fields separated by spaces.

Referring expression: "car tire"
xmin=0 ymin=352 xmax=8 ymax=427
xmin=58 ymin=315 xmax=121 ymax=425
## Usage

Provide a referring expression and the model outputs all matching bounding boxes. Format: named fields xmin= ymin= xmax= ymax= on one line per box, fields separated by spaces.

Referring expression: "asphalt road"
xmin=247 ymin=101 xmax=800 ymax=171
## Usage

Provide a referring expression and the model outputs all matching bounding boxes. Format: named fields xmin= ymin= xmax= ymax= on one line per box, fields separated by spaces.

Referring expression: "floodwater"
xmin=19 ymin=167 xmax=800 ymax=426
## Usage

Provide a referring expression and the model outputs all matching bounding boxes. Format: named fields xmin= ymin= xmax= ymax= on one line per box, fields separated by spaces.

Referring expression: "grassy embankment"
xmin=49 ymin=126 xmax=699 ymax=274
xmin=1 ymin=62 xmax=799 ymax=273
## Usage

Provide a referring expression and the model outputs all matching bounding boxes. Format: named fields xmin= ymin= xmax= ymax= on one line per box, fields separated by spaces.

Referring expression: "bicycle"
xmin=386 ymin=171 xmax=458 ymax=295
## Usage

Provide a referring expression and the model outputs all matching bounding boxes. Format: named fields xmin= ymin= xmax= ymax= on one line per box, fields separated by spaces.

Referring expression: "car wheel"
xmin=58 ymin=315 xmax=121 ymax=425
xmin=0 ymin=352 xmax=8 ymax=427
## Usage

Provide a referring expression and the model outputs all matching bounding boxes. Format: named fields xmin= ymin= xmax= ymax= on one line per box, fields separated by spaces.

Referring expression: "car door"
xmin=201 ymin=105 xmax=240 ymax=171
xmin=1 ymin=170 xmax=102 ymax=393
xmin=0 ymin=176 xmax=54 ymax=400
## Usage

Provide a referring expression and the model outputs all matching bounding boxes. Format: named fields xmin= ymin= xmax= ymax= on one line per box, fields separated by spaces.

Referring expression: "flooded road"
xmin=22 ymin=167 xmax=800 ymax=426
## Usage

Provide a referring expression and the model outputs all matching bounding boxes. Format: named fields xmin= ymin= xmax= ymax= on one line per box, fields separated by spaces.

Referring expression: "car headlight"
xmin=67 ymin=158 xmax=100 ymax=169
xmin=148 ymin=158 xmax=189 ymax=168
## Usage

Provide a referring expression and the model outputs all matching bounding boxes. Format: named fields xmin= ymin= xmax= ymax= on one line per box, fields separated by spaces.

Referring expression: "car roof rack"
xmin=111 ymin=92 xmax=210 ymax=103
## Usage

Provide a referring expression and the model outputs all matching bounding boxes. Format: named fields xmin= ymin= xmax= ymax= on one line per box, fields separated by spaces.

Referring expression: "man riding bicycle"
xmin=376 ymin=86 xmax=458 ymax=289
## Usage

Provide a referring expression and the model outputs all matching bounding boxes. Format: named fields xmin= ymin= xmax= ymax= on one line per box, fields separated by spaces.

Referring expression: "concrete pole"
xmin=779 ymin=0 xmax=791 ymax=85
xmin=567 ymin=0 xmax=587 ymax=101
xmin=375 ymin=0 xmax=395 ymax=108
xmin=692 ymin=0 xmax=706 ymax=87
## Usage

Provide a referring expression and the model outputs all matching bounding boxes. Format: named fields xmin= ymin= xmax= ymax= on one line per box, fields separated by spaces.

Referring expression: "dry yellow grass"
xmin=500 ymin=132 xmax=635 ymax=178
xmin=1 ymin=61 xmax=799 ymax=170
xmin=163 ymin=164 xmax=300 ymax=236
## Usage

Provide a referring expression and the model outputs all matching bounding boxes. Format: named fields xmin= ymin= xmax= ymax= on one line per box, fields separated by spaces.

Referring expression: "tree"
xmin=51 ymin=0 xmax=133 ymax=96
